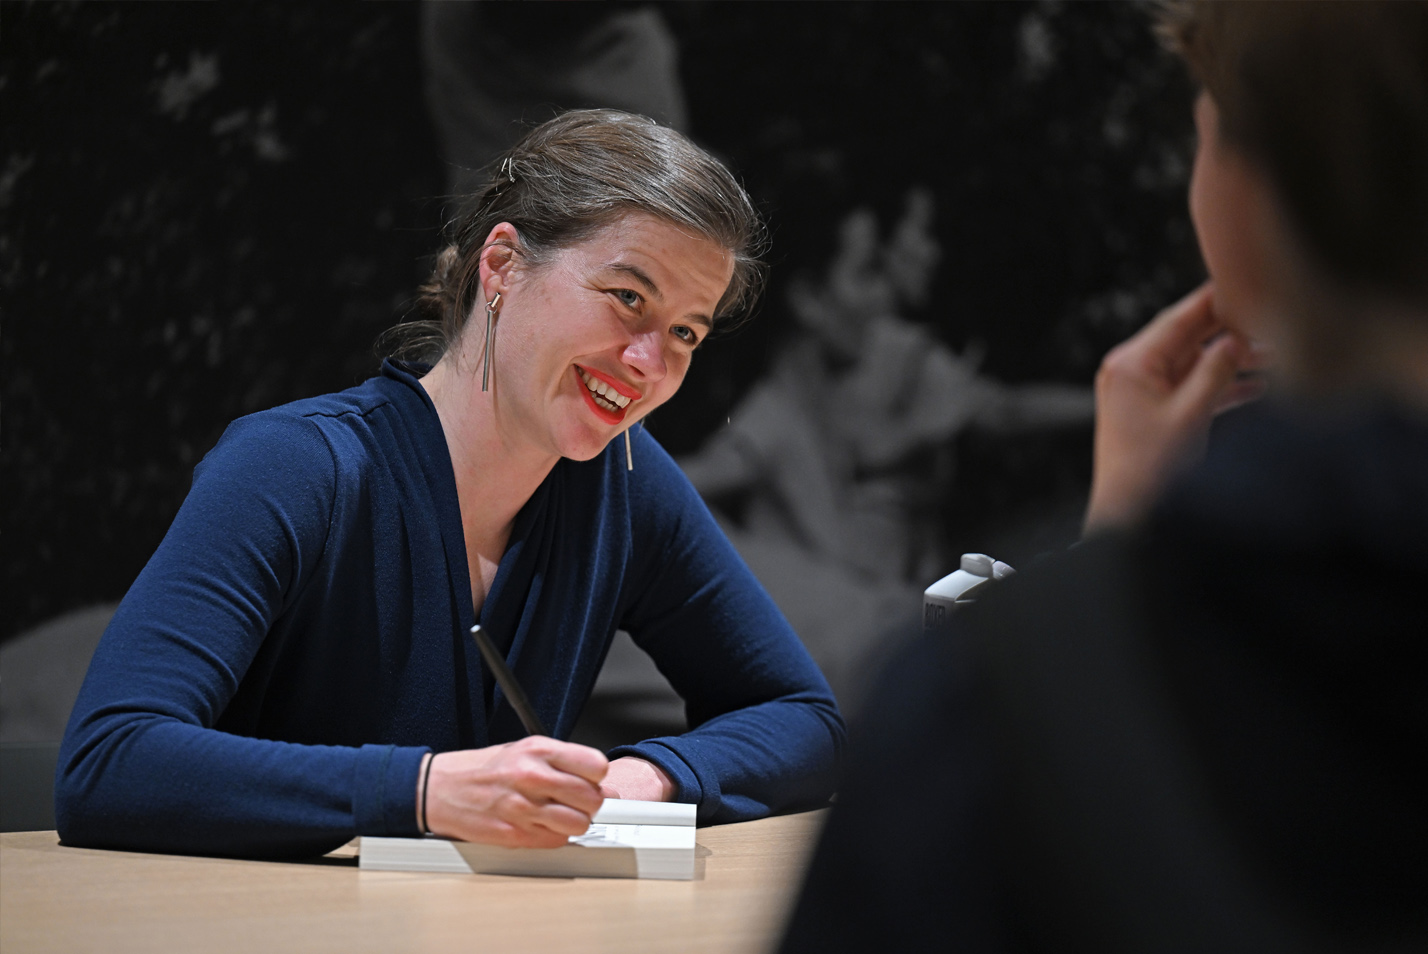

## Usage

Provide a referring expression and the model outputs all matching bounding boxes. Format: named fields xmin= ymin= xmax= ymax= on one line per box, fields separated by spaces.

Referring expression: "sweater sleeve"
xmin=55 ymin=413 xmax=427 ymax=859
xmin=609 ymin=433 xmax=846 ymax=823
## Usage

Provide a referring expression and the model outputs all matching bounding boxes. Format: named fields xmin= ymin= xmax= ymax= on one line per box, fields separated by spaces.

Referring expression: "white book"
xmin=359 ymin=799 xmax=698 ymax=881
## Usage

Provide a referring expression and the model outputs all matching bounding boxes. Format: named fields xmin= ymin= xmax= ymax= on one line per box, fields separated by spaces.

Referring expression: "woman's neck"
xmin=418 ymin=344 xmax=559 ymax=548
xmin=1273 ymin=291 xmax=1428 ymax=414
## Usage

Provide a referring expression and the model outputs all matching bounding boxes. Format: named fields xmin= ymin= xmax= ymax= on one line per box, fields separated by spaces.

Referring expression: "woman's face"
xmin=1188 ymin=92 xmax=1280 ymax=337
xmin=485 ymin=213 xmax=734 ymax=462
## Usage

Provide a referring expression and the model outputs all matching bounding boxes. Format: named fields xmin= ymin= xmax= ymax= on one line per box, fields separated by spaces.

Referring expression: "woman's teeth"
xmin=579 ymin=369 xmax=632 ymax=410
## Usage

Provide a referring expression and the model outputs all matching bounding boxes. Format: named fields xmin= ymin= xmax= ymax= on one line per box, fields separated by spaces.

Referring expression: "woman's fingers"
xmin=490 ymin=790 xmax=602 ymax=841
xmin=540 ymin=738 xmax=611 ymax=786
xmin=599 ymin=756 xmax=677 ymax=802
xmin=501 ymin=737 xmax=607 ymax=816
xmin=1085 ymin=281 xmax=1270 ymax=534
xmin=494 ymin=738 xmax=607 ymax=815
xmin=468 ymin=800 xmax=593 ymax=849
xmin=1218 ymin=371 xmax=1269 ymax=412
xmin=524 ymin=801 xmax=601 ymax=839
xmin=1174 ymin=331 xmax=1246 ymax=420
xmin=424 ymin=739 xmax=611 ymax=846
xmin=1136 ymin=282 xmax=1221 ymax=379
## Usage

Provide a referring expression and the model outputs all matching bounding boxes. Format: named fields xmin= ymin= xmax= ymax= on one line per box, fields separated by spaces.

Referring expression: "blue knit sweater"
xmin=56 ymin=362 xmax=844 ymax=858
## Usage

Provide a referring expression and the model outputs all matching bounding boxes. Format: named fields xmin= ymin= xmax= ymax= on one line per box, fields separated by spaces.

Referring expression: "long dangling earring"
xmin=481 ymin=292 xmax=501 ymax=392
xmin=624 ymin=428 xmax=634 ymax=471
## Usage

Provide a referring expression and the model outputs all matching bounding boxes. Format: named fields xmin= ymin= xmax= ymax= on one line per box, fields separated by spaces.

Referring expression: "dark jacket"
xmin=781 ymin=400 xmax=1428 ymax=953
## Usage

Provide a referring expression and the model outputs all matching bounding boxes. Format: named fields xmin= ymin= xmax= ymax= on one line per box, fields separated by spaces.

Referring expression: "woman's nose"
xmin=621 ymin=329 xmax=668 ymax=382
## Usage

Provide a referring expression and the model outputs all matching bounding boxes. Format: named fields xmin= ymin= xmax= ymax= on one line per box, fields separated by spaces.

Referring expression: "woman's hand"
xmin=1084 ymin=282 xmax=1266 ymax=534
xmin=421 ymin=737 xmax=609 ymax=848
xmin=599 ymin=756 xmax=677 ymax=802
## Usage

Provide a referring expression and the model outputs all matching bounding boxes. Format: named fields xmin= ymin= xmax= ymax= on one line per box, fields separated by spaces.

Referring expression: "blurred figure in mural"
xmin=422 ymin=1 xmax=687 ymax=194
xmin=681 ymin=189 xmax=1094 ymax=705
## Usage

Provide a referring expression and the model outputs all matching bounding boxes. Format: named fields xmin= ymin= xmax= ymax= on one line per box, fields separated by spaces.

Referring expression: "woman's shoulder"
xmin=201 ymin=372 xmax=426 ymax=484
xmin=229 ymin=369 xmax=434 ymax=451
xmin=256 ymin=371 xmax=412 ymax=429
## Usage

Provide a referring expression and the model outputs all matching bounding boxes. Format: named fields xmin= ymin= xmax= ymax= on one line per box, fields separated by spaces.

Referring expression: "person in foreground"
xmin=56 ymin=110 xmax=844 ymax=859
xmin=781 ymin=2 xmax=1427 ymax=951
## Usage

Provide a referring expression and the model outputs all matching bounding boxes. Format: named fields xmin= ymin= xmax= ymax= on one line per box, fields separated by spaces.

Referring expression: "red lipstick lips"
xmin=574 ymin=365 xmax=637 ymax=425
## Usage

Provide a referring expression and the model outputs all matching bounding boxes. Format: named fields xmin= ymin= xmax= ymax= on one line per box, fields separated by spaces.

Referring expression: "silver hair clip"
xmin=500 ymin=157 xmax=516 ymax=183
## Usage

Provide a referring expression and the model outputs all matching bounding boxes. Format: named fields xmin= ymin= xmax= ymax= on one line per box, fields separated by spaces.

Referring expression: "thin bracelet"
xmin=419 ymin=753 xmax=435 ymax=834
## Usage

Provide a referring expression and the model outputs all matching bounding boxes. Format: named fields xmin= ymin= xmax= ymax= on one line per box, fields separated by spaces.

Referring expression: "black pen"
xmin=469 ymin=624 xmax=549 ymax=737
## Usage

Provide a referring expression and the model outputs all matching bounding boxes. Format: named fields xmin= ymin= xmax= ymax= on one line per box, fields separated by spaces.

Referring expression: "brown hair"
xmin=382 ymin=109 xmax=768 ymax=363
xmin=1157 ymin=0 xmax=1428 ymax=304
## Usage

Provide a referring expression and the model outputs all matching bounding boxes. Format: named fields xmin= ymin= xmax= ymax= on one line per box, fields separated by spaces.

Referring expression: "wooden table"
xmin=1 ymin=811 xmax=825 ymax=954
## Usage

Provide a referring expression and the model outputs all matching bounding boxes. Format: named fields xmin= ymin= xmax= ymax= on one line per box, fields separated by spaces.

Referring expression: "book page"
xmin=590 ymin=799 xmax=697 ymax=827
xmin=569 ymin=823 xmax=696 ymax=849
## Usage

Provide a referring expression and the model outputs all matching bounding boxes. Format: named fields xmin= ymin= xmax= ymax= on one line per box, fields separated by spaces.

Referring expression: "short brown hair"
xmin=1158 ymin=1 xmax=1428 ymax=303
xmin=383 ymin=109 xmax=768 ymax=363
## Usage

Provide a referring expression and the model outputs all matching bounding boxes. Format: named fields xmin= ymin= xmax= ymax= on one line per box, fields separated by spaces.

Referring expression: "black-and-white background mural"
xmin=3 ymin=2 xmax=1200 ymax=737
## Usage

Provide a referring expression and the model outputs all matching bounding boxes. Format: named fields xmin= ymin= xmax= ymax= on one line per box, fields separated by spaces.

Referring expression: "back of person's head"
xmin=385 ymin=108 xmax=767 ymax=364
xmin=1159 ymin=1 xmax=1428 ymax=310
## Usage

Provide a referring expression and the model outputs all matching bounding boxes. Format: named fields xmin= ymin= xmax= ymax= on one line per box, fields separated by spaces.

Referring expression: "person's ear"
xmin=478 ymin=222 xmax=521 ymax=302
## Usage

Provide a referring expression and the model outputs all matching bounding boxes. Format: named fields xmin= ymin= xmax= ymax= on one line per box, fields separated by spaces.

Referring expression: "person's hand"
xmin=1084 ymin=282 xmax=1267 ymax=534
xmin=599 ymin=756 xmax=676 ymax=802
xmin=422 ymin=737 xmax=609 ymax=847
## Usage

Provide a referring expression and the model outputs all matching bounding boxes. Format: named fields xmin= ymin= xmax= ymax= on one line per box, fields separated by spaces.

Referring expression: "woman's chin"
xmin=554 ymin=428 xmax=618 ymax=463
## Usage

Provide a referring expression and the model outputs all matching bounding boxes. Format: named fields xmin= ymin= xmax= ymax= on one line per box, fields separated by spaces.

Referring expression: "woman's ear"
xmin=477 ymin=222 xmax=521 ymax=302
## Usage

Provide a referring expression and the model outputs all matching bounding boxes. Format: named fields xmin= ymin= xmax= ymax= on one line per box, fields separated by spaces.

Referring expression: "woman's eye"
xmin=672 ymin=325 xmax=700 ymax=346
xmin=614 ymin=288 xmax=641 ymax=308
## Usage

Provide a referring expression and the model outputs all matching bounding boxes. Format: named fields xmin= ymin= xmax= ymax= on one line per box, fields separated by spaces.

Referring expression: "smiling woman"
xmin=420 ymin=213 xmax=732 ymax=469
xmin=55 ymin=110 xmax=841 ymax=859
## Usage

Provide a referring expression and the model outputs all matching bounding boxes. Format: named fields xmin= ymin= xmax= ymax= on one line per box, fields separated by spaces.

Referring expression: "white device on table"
xmin=922 ymin=552 xmax=1015 ymax=634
